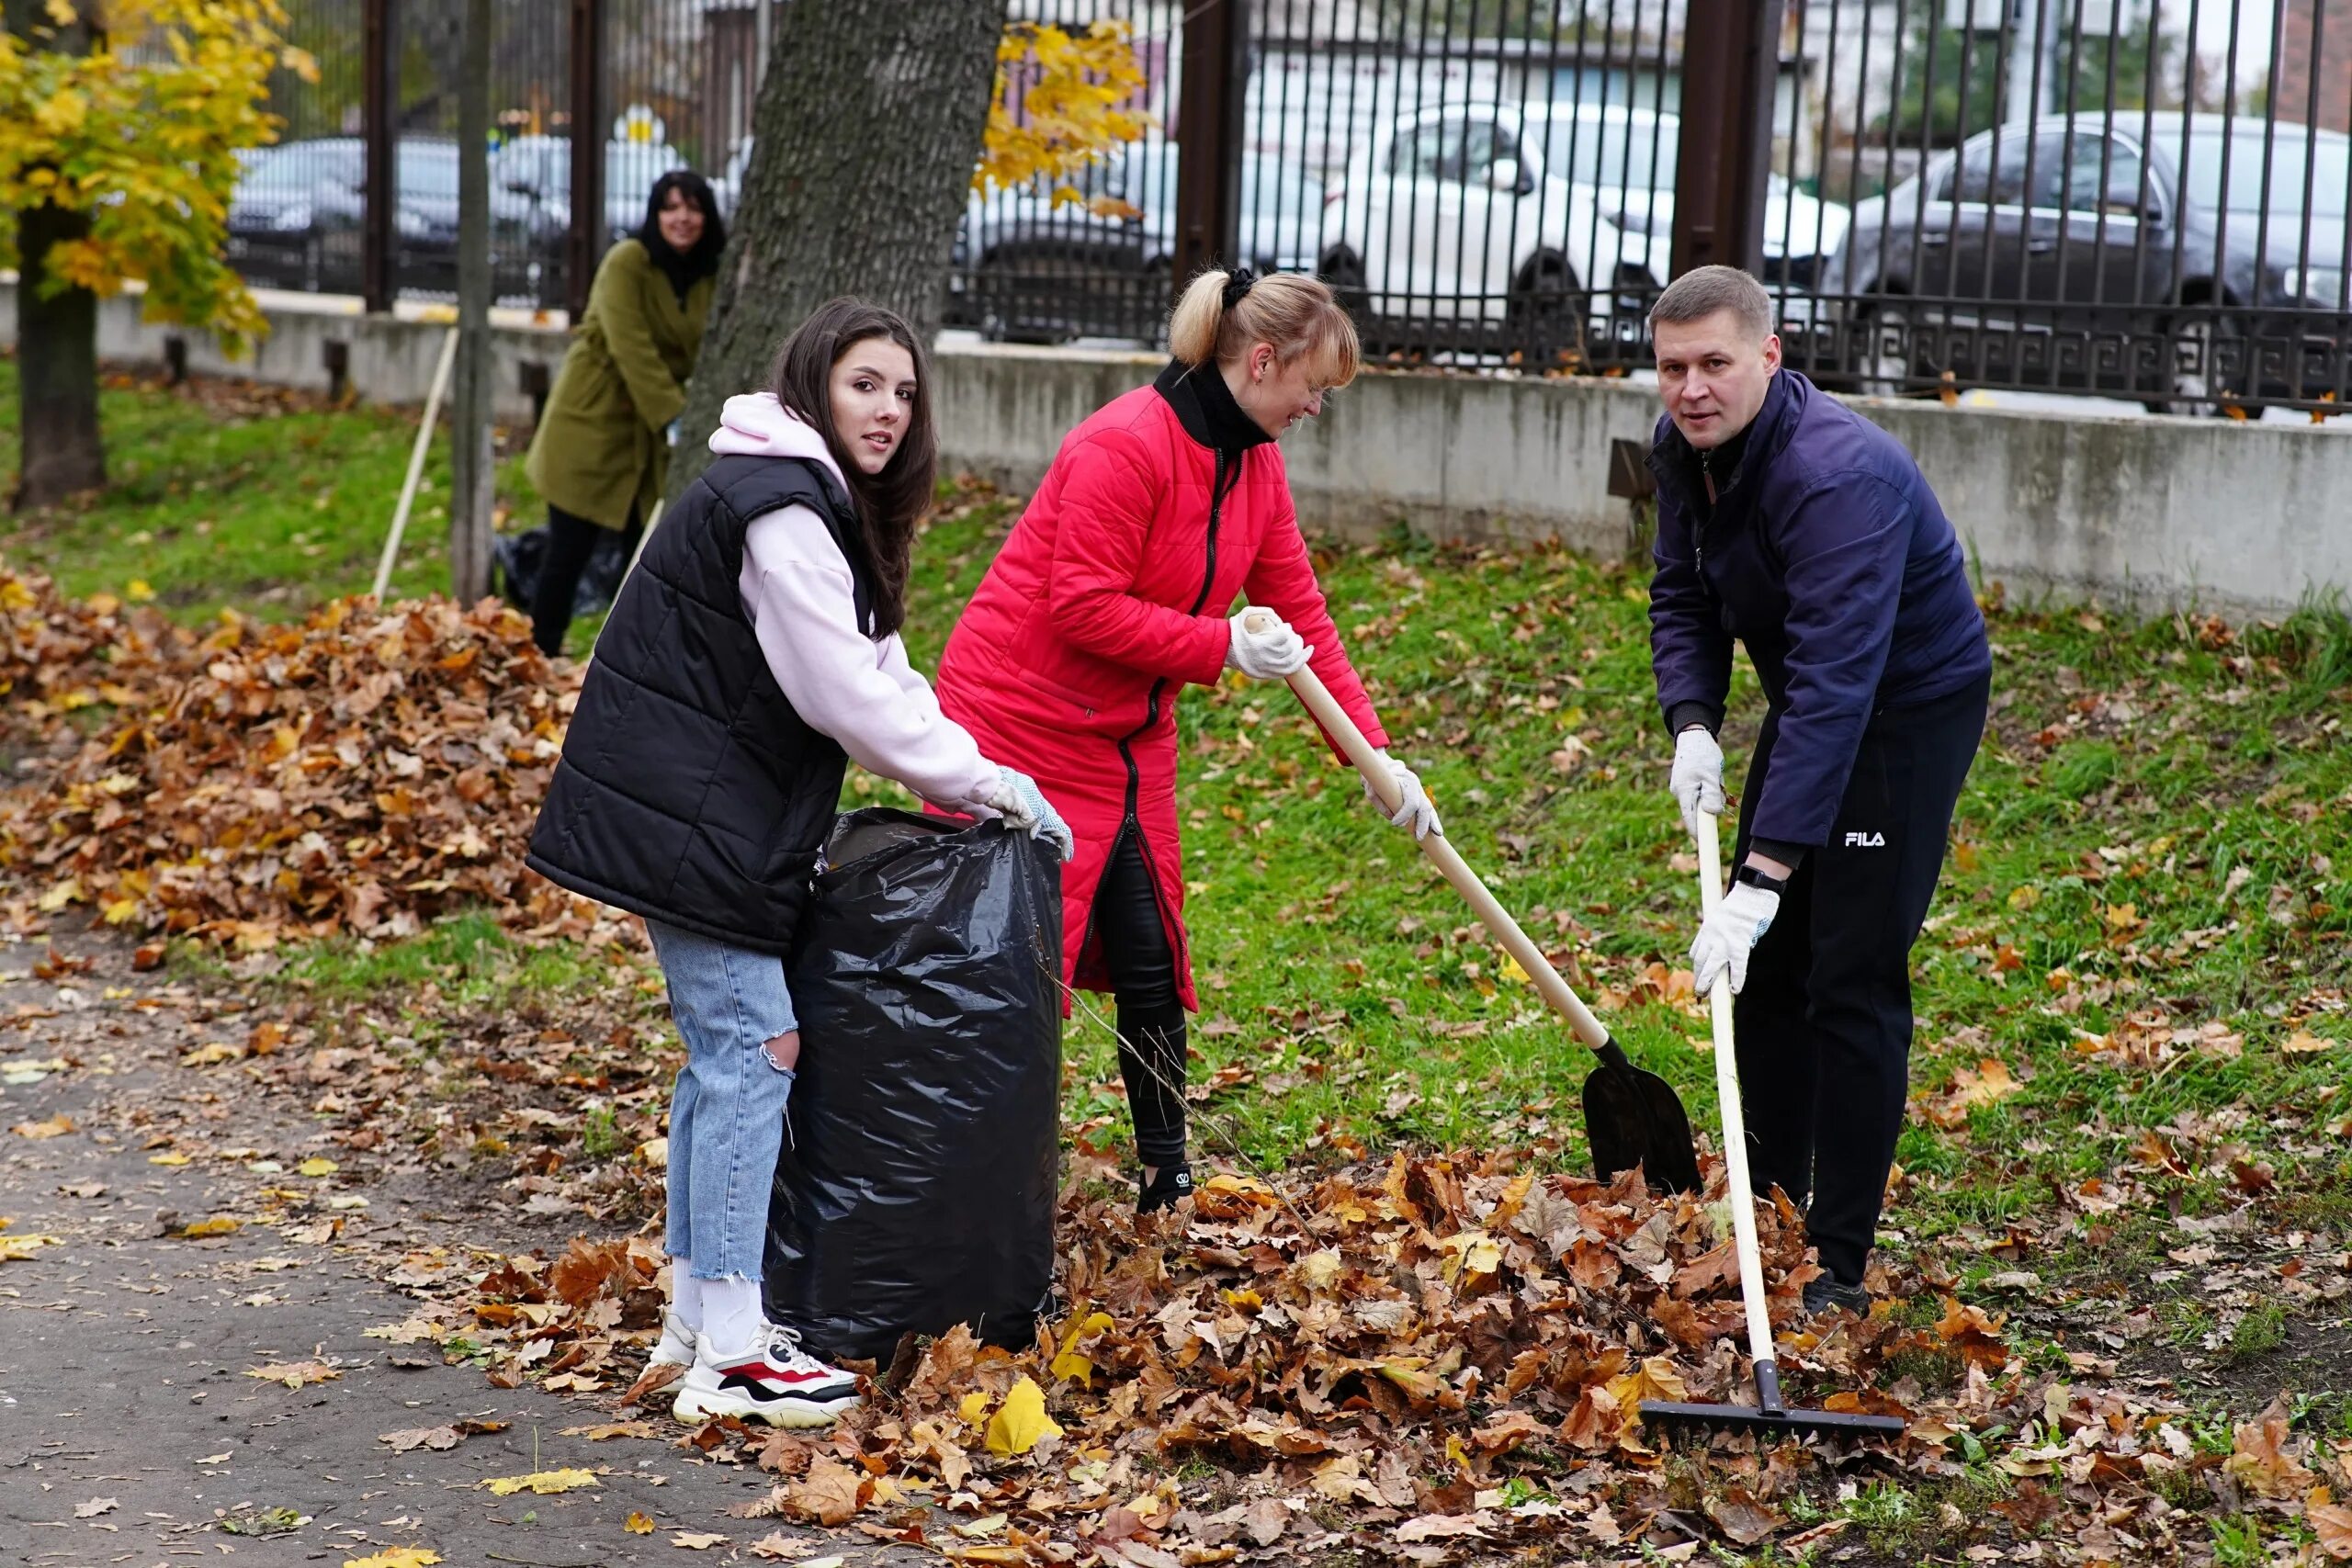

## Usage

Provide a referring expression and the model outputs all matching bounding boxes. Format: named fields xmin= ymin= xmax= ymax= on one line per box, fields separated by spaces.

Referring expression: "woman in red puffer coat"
xmin=935 ymin=268 xmax=1439 ymax=1213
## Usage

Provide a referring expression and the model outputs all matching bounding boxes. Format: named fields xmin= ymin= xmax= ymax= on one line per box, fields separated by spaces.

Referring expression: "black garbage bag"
xmin=493 ymin=524 xmax=632 ymax=616
xmin=763 ymin=809 xmax=1063 ymax=1363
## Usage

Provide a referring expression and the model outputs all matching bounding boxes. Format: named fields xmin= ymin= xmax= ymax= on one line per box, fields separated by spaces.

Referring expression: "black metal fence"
xmin=239 ymin=0 xmax=771 ymax=312
xmin=235 ymin=0 xmax=2350 ymax=412
xmin=1787 ymin=0 xmax=2352 ymax=412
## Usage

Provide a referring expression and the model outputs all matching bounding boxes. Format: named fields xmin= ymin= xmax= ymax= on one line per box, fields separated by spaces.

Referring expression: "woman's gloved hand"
xmin=985 ymin=765 xmax=1074 ymax=862
xmin=1363 ymin=750 xmax=1442 ymax=840
xmin=1226 ymin=611 xmax=1312 ymax=680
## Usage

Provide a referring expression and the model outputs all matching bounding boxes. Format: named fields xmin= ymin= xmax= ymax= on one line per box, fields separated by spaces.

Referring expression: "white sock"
xmin=668 ymin=1269 xmax=704 ymax=1332
xmin=700 ymin=1276 xmax=764 ymax=1353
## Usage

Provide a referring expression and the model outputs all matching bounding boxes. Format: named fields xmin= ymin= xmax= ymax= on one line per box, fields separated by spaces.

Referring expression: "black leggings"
xmin=531 ymin=502 xmax=641 ymax=657
xmin=1732 ymin=672 xmax=1990 ymax=1285
xmin=1091 ymin=829 xmax=1187 ymax=1171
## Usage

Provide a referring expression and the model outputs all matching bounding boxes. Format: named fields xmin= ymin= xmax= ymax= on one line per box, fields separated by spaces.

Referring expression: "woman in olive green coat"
xmin=524 ymin=170 xmax=724 ymax=654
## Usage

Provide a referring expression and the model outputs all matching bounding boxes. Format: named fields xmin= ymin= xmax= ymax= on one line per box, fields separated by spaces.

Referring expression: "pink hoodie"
xmin=707 ymin=392 xmax=998 ymax=812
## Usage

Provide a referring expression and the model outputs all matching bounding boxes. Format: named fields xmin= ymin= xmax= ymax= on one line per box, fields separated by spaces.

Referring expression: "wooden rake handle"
xmin=1242 ymin=609 xmax=1622 ymax=1065
xmin=1693 ymin=816 xmax=1782 ymax=1387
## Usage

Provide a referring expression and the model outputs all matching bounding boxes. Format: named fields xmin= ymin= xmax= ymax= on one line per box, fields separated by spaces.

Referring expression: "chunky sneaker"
xmin=1136 ymin=1164 xmax=1193 ymax=1215
xmin=1803 ymin=1275 xmax=1871 ymax=1318
xmin=671 ymin=1322 xmax=860 ymax=1427
xmin=648 ymin=1309 xmax=697 ymax=1370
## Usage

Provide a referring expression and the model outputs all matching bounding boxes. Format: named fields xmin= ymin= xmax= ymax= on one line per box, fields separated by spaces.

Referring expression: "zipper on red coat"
xmin=1102 ymin=448 xmax=1234 ymax=983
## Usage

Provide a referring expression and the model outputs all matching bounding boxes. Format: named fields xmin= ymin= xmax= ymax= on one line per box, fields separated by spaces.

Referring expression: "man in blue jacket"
xmin=1645 ymin=265 xmax=1991 ymax=1315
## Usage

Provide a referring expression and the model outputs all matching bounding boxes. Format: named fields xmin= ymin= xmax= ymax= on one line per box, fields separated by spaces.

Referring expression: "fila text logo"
xmin=1843 ymin=831 xmax=1887 ymax=848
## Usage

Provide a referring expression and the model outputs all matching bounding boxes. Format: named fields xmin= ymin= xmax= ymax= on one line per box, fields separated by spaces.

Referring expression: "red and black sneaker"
xmin=671 ymin=1322 xmax=860 ymax=1427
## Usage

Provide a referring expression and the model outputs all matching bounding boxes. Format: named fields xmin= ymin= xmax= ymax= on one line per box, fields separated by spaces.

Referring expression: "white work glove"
xmin=665 ymin=417 xmax=682 ymax=446
xmin=1227 ymin=611 xmax=1311 ymax=680
xmin=1363 ymin=750 xmax=1442 ymax=840
xmin=1670 ymin=726 xmax=1725 ymax=834
xmin=1690 ymin=880 xmax=1779 ymax=996
xmin=984 ymin=765 xmax=1074 ymax=863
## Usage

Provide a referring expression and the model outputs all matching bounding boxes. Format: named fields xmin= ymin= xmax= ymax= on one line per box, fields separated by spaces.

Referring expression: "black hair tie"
xmin=1221 ymin=267 xmax=1259 ymax=309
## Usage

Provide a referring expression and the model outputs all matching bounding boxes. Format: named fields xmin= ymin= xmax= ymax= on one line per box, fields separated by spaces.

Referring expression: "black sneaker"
xmin=1803 ymin=1275 xmax=1871 ymax=1317
xmin=1136 ymin=1165 xmax=1193 ymax=1214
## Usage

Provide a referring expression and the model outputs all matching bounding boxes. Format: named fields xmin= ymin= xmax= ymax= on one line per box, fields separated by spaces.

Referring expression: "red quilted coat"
xmin=935 ymin=361 xmax=1390 ymax=1012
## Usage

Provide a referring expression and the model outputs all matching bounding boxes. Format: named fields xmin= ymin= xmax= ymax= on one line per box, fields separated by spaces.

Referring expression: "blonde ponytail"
xmin=1167 ymin=266 xmax=1361 ymax=389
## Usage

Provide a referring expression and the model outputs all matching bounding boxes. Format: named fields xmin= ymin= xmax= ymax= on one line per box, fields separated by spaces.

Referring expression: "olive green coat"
xmin=526 ymin=239 xmax=713 ymax=530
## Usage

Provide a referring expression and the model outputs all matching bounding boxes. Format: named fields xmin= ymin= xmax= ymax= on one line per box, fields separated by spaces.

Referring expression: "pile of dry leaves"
xmin=0 ymin=565 xmax=599 ymax=947
xmin=377 ymin=1149 xmax=2349 ymax=1563
xmin=0 ymin=567 xmax=173 ymax=750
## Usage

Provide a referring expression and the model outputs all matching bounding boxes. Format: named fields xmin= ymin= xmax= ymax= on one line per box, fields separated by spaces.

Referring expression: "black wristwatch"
xmin=1734 ymin=863 xmax=1789 ymax=896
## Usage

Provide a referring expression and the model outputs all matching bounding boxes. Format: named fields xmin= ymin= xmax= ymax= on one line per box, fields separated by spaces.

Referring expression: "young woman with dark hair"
xmin=934 ymin=268 xmax=1437 ymax=1215
xmin=527 ymin=298 xmax=1070 ymax=1427
xmin=522 ymin=170 xmax=728 ymax=655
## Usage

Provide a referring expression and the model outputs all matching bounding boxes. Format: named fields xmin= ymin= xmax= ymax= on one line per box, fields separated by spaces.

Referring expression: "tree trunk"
xmin=12 ymin=202 xmax=106 ymax=510
xmin=7 ymin=0 xmax=105 ymax=512
xmin=447 ymin=0 xmax=495 ymax=602
xmin=672 ymin=0 xmax=1006 ymax=499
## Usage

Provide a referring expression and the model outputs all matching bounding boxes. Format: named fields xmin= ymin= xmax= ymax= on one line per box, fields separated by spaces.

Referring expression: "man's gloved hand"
xmin=665 ymin=418 xmax=682 ymax=447
xmin=1690 ymin=880 xmax=1778 ymax=995
xmin=1670 ymin=726 xmax=1725 ymax=833
xmin=1227 ymin=612 xmax=1311 ymax=680
xmin=986 ymin=765 xmax=1074 ymax=862
xmin=1363 ymin=750 xmax=1442 ymax=840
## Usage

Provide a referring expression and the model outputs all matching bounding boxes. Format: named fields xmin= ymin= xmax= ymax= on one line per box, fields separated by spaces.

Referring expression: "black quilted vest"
xmin=526 ymin=454 xmax=877 ymax=955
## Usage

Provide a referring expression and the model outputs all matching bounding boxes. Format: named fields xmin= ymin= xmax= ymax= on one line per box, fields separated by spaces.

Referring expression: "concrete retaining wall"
xmin=7 ymin=280 xmax=2343 ymax=615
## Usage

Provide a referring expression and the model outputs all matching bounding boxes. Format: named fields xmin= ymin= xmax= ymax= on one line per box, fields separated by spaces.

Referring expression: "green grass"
xmin=14 ymin=366 xmax=2352 ymax=1299
xmin=0 ymin=357 xmax=582 ymax=649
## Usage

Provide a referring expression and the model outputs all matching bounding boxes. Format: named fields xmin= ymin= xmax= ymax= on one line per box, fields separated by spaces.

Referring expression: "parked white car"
xmin=1319 ymin=102 xmax=1849 ymax=357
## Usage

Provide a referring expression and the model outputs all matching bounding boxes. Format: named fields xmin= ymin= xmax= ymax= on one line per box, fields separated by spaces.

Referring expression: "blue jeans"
xmin=646 ymin=920 xmax=797 ymax=1280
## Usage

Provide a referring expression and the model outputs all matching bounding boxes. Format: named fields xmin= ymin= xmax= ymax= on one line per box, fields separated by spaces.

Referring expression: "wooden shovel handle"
xmin=1694 ymin=817 xmax=1781 ymax=1375
xmin=1244 ymin=609 xmax=1613 ymax=1058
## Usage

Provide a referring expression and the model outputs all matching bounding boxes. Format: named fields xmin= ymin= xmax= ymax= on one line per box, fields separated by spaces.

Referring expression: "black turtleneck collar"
xmin=1154 ymin=358 xmax=1276 ymax=457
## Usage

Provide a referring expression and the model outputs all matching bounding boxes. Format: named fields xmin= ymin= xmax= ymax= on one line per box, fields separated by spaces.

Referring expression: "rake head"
xmin=1639 ymin=1362 xmax=1905 ymax=1444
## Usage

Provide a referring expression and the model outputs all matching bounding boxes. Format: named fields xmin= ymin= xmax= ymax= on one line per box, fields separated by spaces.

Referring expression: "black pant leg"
xmin=1727 ymin=709 xmax=1820 ymax=1207
xmin=1091 ymin=831 xmax=1188 ymax=1170
xmin=531 ymin=503 xmax=605 ymax=656
xmin=1800 ymin=674 xmax=1990 ymax=1283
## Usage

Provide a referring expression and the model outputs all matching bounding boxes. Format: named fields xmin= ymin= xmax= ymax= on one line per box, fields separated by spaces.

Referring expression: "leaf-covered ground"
xmin=3 ymin=367 xmax=2349 ymax=1564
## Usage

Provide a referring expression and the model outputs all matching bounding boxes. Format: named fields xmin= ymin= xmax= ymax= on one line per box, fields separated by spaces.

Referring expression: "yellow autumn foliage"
xmin=0 ymin=1 xmax=296 ymax=353
xmin=978 ymin=20 xmax=1151 ymax=214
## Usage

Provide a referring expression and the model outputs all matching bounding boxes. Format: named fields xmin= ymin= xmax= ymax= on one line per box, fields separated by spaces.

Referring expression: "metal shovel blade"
xmin=1580 ymin=1037 xmax=1702 ymax=1194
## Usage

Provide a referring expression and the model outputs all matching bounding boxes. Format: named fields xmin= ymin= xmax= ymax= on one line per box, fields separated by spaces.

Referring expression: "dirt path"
xmin=0 ymin=935 xmax=852 ymax=1567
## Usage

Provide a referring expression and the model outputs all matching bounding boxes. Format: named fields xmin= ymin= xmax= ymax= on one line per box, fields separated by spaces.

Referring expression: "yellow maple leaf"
xmin=149 ymin=1151 xmax=192 ymax=1166
xmin=125 ymin=579 xmax=155 ymax=603
xmin=1049 ymin=1311 xmax=1114 ymax=1385
xmin=344 ymin=1551 xmax=441 ymax=1568
xmin=181 ymin=1216 xmax=241 ymax=1238
xmin=481 ymin=1468 xmax=597 ymax=1496
xmin=1608 ymin=1355 xmax=1690 ymax=1418
xmin=623 ymin=1512 xmax=655 ymax=1535
xmin=982 ymin=1376 xmax=1063 ymax=1456
xmin=958 ymin=1389 xmax=991 ymax=1426
xmin=180 ymin=1043 xmax=242 ymax=1066
xmin=299 ymin=1157 xmax=339 ymax=1177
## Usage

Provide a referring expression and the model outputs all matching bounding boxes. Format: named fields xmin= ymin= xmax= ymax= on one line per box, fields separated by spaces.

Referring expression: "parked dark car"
xmin=1825 ymin=113 xmax=2349 ymax=411
xmin=952 ymin=134 xmax=1324 ymax=344
xmin=226 ymin=136 xmax=539 ymax=300
xmin=226 ymin=139 xmax=365 ymax=292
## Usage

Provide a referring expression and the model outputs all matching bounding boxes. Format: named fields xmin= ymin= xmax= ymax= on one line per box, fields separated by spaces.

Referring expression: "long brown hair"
xmin=765 ymin=298 xmax=936 ymax=637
